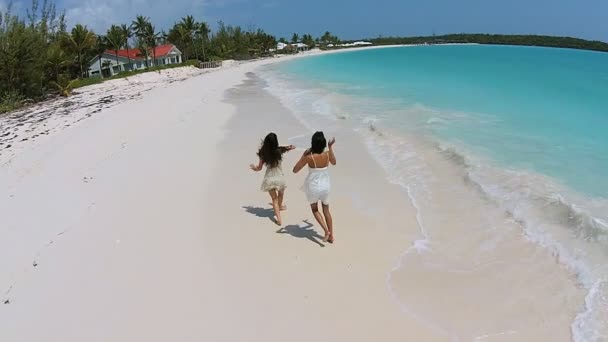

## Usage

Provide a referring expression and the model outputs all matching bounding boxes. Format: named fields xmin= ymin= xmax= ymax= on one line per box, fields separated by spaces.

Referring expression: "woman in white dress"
xmin=250 ymin=133 xmax=295 ymax=225
xmin=293 ymin=131 xmax=337 ymax=243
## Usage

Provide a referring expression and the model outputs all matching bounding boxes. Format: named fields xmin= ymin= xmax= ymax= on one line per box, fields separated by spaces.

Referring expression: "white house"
xmin=336 ymin=41 xmax=373 ymax=48
xmin=292 ymin=42 xmax=309 ymax=51
xmin=89 ymin=44 xmax=183 ymax=77
xmin=276 ymin=42 xmax=309 ymax=52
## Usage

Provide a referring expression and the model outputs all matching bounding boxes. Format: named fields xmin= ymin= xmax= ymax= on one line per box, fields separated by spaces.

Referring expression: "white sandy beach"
xmin=0 ymin=51 xmax=436 ymax=341
xmin=0 ymin=47 xmax=584 ymax=341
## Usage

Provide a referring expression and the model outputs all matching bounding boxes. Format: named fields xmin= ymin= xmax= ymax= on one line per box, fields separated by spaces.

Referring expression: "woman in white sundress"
xmin=293 ymin=131 xmax=337 ymax=243
xmin=250 ymin=132 xmax=295 ymax=226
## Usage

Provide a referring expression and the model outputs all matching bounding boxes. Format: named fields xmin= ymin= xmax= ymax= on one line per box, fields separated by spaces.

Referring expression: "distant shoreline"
xmin=357 ymin=34 xmax=608 ymax=53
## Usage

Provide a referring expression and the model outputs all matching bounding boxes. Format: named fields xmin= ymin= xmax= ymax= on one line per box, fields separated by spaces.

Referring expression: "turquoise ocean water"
xmin=261 ymin=45 xmax=608 ymax=340
xmin=279 ymin=45 xmax=608 ymax=197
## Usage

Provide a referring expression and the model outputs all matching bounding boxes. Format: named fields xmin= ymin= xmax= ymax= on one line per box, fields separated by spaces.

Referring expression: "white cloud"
xmin=0 ymin=1 xmax=30 ymax=17
xmin=63 ymin=0 xmax=213 ymax=34
xmin=0 ymin=0 xmax=13 ymax=14
xmin=64 ymin=1 xmax=115 ymax=33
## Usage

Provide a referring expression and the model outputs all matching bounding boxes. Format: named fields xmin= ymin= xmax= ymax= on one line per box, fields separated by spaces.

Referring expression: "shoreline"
xmin=0 ymin=44 xmax=401 ymax=166
xmin=0 ymin=43 xmax=595 ymax=340
xmin=257 ymin=55 xmax=592 ymax=339
xmin=0 ymin=41 xmax=470 ymax=159
xmin=205 ymin=73 xmax=444 ymax=340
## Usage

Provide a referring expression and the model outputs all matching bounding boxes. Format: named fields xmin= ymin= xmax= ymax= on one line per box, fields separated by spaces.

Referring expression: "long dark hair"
xmin=310 ymin=131 xmax=327 ymax=154
xmin=257 ymin=133 xmax=286 ymax=167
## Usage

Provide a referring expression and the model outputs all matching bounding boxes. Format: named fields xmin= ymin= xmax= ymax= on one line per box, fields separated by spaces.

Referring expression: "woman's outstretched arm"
xmin=250 ymin=158 xmax=264 ymax=172
xmin=293 ymin=150 xmax=310 ymax=173
xmin=328 ymin=138 xmax=337 ymax=165
xmin=280 ymin=145 xmax=296 ymax=153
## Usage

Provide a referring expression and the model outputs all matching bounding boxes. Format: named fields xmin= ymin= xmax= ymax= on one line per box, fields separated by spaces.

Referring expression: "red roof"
xmin=104 ymin=44 xmax=176 ymax=60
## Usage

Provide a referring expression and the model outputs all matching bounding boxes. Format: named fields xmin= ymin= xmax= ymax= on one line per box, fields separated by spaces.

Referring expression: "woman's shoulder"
xmin=311 ymin=152 xmax=329 ymax=162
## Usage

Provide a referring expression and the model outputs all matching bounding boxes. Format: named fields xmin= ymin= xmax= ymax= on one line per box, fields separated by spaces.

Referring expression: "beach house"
xmin=88 ymin=44 xmax=183 ymax=77
xmin=344 ymin=41 xmax=373 ymax=47
xmin=276 ymin=42 xmax=289 ymax=51
xmin=275 ymin=42 xmax=309 ymax=52
xmin=292 ymin=43 xmax=309 ymax=51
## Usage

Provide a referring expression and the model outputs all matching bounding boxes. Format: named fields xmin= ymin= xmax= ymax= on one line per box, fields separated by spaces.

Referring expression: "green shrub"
xmin=0 ymin=91 xmax=25 ymax=114
xmin=51 ymin=74 xmax=79 ymax=97
xmin=108 ymin=69 xmax=145 ymax=79
xmin=72 ymin=77 xmax=104 ymax=89
xmin=184 ymin=59 xmax=201 ymax=68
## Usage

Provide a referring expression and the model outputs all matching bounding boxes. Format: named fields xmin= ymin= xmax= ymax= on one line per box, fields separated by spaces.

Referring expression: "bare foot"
xmin=323 ymin=231 xmax=330 ymax=242
xmin=280 ymin=205 xmax=287 ymax=211
xmin=275 ymin=217 xmax=282 ymax=226
xmin=328 ymin=234 xmax=334 ymax=244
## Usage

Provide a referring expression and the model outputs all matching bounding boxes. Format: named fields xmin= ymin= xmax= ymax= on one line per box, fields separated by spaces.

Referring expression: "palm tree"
xmin=68 ymin=24 xmax=96 ymax=78
xmin=132 ymin=15 xmax=150 ymax=66
xmin=264 ymin=34 xmax=277 ymax=55
xmin=46 ymin=43 xmax=71 ymax=81
xmin=145 ymin=22 xmax=160 ymax=66
xmin=93 ymin=36 xmax=108 ymax=78
xmin=131 ymin=15 xmax=149 ymax=39
xmin=120 ymin=24 xmax=133 ymax=70
xmin=197 ymin=21 xmax=210 ymax=61
xmin=169 ymin=24 xmax=190 ymax=60
xmin=106 ymin=25 xmax=125 ymax=74
xmin=321 ymin=31 xmax=332 ymax=44
xmin=180 ymin=15 xmax=198 ymax=60
xmin=135 ymin=37 xmax=149 ymax=68
xmin=102 ymin=60 xmax=112 ymax=75
xmin=51 ymin=74 xmax=78 ymax=97
xmin=291 ymin=33 xmax=299 ymax=43
xmin=302 ymin=34 xmax=315 ymax=48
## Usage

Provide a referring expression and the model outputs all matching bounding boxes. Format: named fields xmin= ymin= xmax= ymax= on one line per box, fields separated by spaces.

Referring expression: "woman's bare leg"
xmin=322 ymin=204 xmax=334 ymax=243
xmin=311 ymin=203 xmax=329 ymax=241
xmin=278 ymin=189 xmax=286 ymax=210
xmin=269 ymin=190 xmax=282 ymax=225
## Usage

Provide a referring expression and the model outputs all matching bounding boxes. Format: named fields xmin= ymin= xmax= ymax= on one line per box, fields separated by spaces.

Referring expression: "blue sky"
xmin=2 ymin=0 xmax=607 ymax=41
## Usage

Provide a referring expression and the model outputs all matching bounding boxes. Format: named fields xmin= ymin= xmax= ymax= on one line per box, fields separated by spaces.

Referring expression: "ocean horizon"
xmin=260 ymin=44 xmax=608 ymax=341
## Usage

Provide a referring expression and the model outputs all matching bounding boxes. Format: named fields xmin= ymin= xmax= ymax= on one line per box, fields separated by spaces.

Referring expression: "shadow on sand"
xmin=277 ymin=220 xmax=325 ymax=248
xmin=242 ymin=205 xmax=277 ymax=224
xmin=243 ymin=207 xmax=325 ymax=247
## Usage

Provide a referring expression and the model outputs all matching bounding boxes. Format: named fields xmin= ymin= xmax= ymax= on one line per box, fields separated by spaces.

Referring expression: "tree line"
xmin=369 ymin=34 xmax=608 ymax=52
xmin=278 ymin=31 xmax=341 ymax=49
xmin=0 ymin=0 xmax=283 ymax=112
